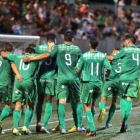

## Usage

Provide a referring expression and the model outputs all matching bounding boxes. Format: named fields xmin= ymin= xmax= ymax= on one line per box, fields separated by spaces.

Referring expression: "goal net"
xmin=0 ymin=34 xmax=40 ymax=54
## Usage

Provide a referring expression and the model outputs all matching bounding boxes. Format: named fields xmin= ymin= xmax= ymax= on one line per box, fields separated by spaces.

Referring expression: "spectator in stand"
xmin=0 ymin=0 xmax=139 ymax=41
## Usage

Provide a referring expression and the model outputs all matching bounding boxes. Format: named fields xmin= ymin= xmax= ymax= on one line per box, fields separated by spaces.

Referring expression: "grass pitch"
xmin=1 ymin=101 xmax=140 ymax=140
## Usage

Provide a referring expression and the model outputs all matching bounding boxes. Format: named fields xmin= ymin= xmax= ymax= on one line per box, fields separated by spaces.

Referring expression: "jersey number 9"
xmin=65 ymin=54 xmax=72 ymax=65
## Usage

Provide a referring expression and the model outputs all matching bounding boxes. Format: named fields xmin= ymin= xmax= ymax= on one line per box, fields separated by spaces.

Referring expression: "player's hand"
xmin=22 ymin=56 xmax=30 ymax=62
xmin=17 ymin=74 xmax=23 ymax=82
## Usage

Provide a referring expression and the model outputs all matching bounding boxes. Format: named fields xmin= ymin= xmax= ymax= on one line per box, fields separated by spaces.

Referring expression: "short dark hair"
xmin=64 ymin=30 xmax=74 ymax=42
xmin=4 ymin=42 xmax=13 ymax=52
xmin=25 ymin=47 xmax=35 ymax=54
xmin=28 ymin=44 xmax=36 ymax=48
xmin=89 ymin=37 xmax=99 ymax=49
xmin=125 ymin=34 xmax=137 ymax=44
xmin=114 ymin=47 xmax=120 ymax=51
xmin=47 ymin=33 xmax=56 ymax=42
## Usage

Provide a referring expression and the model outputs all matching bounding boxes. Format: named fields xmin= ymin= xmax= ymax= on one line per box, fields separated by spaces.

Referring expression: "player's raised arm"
xmin=22 ymin=43 xmax=57 ymax=62
xmin=11 ymin=63 xmax=23 ymax=82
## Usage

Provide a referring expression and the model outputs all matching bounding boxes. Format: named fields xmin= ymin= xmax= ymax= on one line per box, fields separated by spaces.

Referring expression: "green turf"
xmin=0 ymin=100 xmax=140 ymax=140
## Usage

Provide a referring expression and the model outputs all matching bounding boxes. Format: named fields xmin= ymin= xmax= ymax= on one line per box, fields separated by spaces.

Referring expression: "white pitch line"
xmin=3 ymin=106 xmax=140 ymax=132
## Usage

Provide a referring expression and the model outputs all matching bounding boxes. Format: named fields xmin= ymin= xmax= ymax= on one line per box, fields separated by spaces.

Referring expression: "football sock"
xmin=91 ymin=109 xmax=96 ymax=117
xmin=28 ymin=109 xmax=35 ymax=127
xmin=58 ymin=103 xmax=65 ymax=129
xmin=106 ymin=104 xmax=116 ymax=124
xmin=43 ymin=102 xmax=52 ymax=128
xmin=99 ymin=101 xmax=105 ymax=111
xmin=13 ymin=110 xmax=21 ymax=129
xmin=71 ymin=101 xmax=78 ymax=127
xmin=86 ymin=111 xmax=95 ymax=131
xmin=24 ymin=107 xmax=32 ymax=127
xmin=0 ymin=106 xmax=11 ymax=121
xmin=120 ymin=98 xmax=126 ymax=119
xmin=125 ymin=100 xmax=132 ymax=124
xmin=76 ymin=103 xmax=83 ymax=128
xmin=36 ymin=100 xmax=43 ymax=124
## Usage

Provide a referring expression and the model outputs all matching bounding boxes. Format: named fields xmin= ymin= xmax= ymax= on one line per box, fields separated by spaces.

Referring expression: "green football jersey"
xmin=106 ymin=58 xmax=121 ymax=82
xmin=7 ymin=53 xmax=39 ymax=80
xmin=0 ymin=56 xmax=12 ymax=86
xmin=113 ymin=45 xmax=140 ymax=81
xmin=76 ymin=51 xmax=111 ymax=82
xmin=50 ymin=43 xmax=82 ymax=80
xmin=34 ymin=43 xmax=48 ymax=54
xmin=34 ymin=43 xmax=57 ymax=79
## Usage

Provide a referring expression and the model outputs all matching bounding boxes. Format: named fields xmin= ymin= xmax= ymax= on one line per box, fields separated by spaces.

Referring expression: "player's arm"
xmin=75 ymin=55 xmax=84 ymax=73
xmin=22 ymin=53 xmax=51 ymax=62
xmin=104 ymin=57 xmax=112 ymax=77
xmin=11 ymin=63 xmax=23 ymax=82
xmin=107 ymin=55 xmax=114 ymax=61
xmin=23 ymin=44 xmax=57 ymax=62
xmin=107 ymin=48 xmax=125 ymax=61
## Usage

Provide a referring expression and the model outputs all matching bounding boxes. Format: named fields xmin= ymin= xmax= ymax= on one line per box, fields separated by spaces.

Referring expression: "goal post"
xmin=0 ymin=34 xmax=40 ymax=54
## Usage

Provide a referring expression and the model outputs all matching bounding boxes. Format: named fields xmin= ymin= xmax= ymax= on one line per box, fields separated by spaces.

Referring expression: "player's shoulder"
xmin=58 ymin=43 xmax=80 ymax=50
xmin=35 ymin=43 xmax=48 ymax=48
xmin=83 ymin=51 xmax=91 ymax=57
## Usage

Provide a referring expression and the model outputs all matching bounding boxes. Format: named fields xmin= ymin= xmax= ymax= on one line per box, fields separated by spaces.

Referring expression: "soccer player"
xmin=98 ymin=48 xmax=121 ymax=127
xmin=1 ymin=46 xmax=39 ymax=136
xmin=75 ymin=37 xmax=112 ymax=136
xmin=107 ymin=34 xmax=140 ymax=133
xmin=22 ymin=30 xmax=83 ymax=134
xmin=34 ymin=34 xmax=57 ymax=133
xmin=0 ymin=42 xmax=22 ymax=134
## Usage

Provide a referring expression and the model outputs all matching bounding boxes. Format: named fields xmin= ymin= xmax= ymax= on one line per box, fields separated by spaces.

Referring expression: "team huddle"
xmin=0 ymin=30 xmax=139 ymax=137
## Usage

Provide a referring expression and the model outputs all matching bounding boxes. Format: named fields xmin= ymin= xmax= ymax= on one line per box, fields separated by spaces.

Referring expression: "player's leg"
xmin=120 ymin=81 xmax=138 ymax=133
xmin=68 ymin=96 xmax=78 ymax=132
xmin=105 ymin=82 xmax=119 ymax=127
xmin=13 ymin=101 xmax=22 ymax=136
xmin=36 ymin=79 xmax=45 ymax=132
xmin=57 ymin=81 xmax=68 ymax=134
xmin=105 ymin=96 xmax=117 ymax=127
xmin=22 ymin=79 xmax=36 ymax=135
xmin=51 ymin=99 xmax=61 ymax=132
xmin=12 ymin=82 xmax=22 ymax=136
xmin=72 ymin=80 xmax=84 ymax=132
xmin=98 ymin=97 xmax=107 ymax=123
xmin=82 ymin=82 xmax=96 ymax=136
xmin=41 ymin=95 xmax=52 ymax=133
xmin=22 ymin=102 xmax=34 ymax=135
xmin=0 ymin=85 xmax=12 ymax=134
xmin=98 ymin=81 xmax=113 ymax=123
